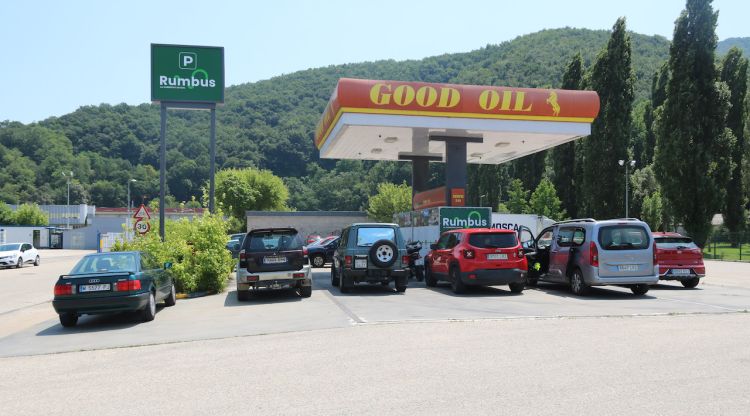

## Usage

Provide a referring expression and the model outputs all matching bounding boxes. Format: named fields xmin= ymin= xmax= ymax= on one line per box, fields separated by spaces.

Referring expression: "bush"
xmin=112 ymin=212 xmax=233 ymax=294
xmin=11 ymin=203 xmax=49 ymax=225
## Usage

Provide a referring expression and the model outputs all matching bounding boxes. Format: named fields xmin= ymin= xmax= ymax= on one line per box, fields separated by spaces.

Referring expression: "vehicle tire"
xmin=59 ymin=313 xmax=78 ymax=327
xmin=415 ymin=266 xmax=424 ymax=282
xmin=450 ymin=266 xmax=466 ymax=294
xmin=311 ymin=254 xmax=325 ymax=268
xmin=16 ymin=259 xmax=22 ymax=268
xmin=164 ymin=283 xmax=176 ymax=307
xmin=299 ymin=285 xmax=312 ymax=298
xmin=509 ymin=282 xmax=525 ymax=293
xmin=681 ymin=277 xmax=700 ymax=288
xmin=331 ymin=263 xmax=339 ymax=287
xmin=570 ymin=269 xmax=590 ymax=296
xmin=424 ymin=262 xmax=437 ymax=287
xmin=237 ymin=290 xmax=250 ymax=301
xmin=369 ymin=239 xmax=398 ymax=268
xmin=526 ymin=277 xmax=538 ymax=287
xmin=339 ymin=271 xmax=351 ymax=293
xmin=34 ymin=256 xmax=40 ymax=266
xmin=395 ymin=276 xmax=407 ymax=293
xmin=141 ymin=292 xmax=156 ymax=322
xmin=631 ymin=284 xmax=650 ymax=295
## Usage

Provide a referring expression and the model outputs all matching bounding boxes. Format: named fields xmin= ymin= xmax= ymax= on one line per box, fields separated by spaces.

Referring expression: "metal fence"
xmin=703 ymin=231 xmax=750 ymax=262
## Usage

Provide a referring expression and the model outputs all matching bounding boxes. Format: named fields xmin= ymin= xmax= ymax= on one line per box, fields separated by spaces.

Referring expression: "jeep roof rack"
xmin=553 ymin=218 xmax=596 ymax=225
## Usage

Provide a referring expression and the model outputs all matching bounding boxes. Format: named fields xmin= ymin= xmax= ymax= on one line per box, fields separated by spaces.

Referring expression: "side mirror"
xmin=430 ymin=243 xmax=438 ymax=250
xmin=163 ymin=262 xmax=173 ymax=270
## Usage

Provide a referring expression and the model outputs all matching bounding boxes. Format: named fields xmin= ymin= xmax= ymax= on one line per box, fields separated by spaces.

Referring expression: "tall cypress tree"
xmin=551 ymin=53 xmax=584 ymax=218
xmin=642 ymin=63 xmax=670 ymax=165
xmin=580 ymin=18 xmax=635 ymax=219
xmin=654 ymin=0 xmax=735 ymax=247
xmin=720 ymin=47 xmax=748 ymax=244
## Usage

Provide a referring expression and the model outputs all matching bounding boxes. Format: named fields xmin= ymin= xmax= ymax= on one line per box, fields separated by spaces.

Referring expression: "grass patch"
xmin=702 ymin=242 xmax=750 ymax=262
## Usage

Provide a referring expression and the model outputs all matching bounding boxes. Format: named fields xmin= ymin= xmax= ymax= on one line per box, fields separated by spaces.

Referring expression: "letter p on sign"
xmin=179 ymin=52 xmax=197 ymax=69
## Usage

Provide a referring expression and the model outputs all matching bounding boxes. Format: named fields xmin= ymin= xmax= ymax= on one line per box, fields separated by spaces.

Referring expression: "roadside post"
xmin=151 ymin=44 xmax=224 ymax=241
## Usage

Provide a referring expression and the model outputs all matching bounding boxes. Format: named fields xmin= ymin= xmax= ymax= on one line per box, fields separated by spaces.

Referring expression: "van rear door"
xmin=596 ymin=224 xmax=653 ymax=277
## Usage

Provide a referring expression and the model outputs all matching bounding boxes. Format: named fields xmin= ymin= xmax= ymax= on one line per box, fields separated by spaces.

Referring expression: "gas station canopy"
xmin=315 ymin=78 xmax=600 ymax=164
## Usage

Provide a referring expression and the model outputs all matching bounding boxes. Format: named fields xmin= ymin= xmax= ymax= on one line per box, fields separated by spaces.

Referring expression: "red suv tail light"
xmin=402 ymin=255 xmax=410 ymax=265
xmin=589 ymin=242 xmax=599 ymax=267
xmin=517 ymin=247 xmax=524 ymax=258
xmin=462 ymin=249 xmax=475 ymax=259
xmin=54 ymin=283 xmax=73 ymax=296
xmin=344 ymin=255 xmax=352 ymax=267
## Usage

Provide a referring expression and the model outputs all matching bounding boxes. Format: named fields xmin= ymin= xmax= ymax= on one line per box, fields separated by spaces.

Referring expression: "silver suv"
xmin=523 ymin=218 xmax=658 ymax=296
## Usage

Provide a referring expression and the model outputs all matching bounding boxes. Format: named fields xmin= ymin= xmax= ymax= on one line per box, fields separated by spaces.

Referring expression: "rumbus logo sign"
xmin=439 ymin=207 xmax=491 ymax=233
xmin=151 ymin=44 xmax=224 ymax=103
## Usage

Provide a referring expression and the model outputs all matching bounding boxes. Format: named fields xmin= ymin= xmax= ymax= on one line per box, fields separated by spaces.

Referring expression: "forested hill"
xmin=2 ymin=28 xmax=671 ymax=210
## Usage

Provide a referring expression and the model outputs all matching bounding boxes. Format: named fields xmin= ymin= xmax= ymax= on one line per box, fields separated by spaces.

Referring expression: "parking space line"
xmin=322 ymin=291 xmax=367 ymax=324
xmin=654 ymin=295 xmax=740 ymax=312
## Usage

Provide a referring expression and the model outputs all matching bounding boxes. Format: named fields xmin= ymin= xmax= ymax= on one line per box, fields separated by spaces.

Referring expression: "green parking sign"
xmin=151 ymin=44 xmax=224 ymax=103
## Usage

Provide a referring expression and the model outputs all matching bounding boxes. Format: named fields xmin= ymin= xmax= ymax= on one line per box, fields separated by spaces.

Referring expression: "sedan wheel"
xmin=59 ymin=313 xmax=78 ymax=328
xmin=16 ymin=259 xmax=22 ymax=268
xmin=34 ymin=256 xmax=40 ymax=266
xmin=164 ymin=284 xmax=177 ymax=307
xmin=681 ymin=277 xmax=700 ymax=288
xmin=142 ymin=292 xmax=156 ymax=322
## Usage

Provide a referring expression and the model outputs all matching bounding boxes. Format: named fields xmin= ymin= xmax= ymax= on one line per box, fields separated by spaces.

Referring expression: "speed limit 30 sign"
xmin=134 ymin=220 xmax=151 ymax=235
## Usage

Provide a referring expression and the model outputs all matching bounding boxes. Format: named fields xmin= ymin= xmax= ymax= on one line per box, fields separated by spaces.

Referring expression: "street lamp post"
xmin=618 ymin=160 xmax=636 ymax=218
xmin=127 ymin=179 xmax=137 ymax=238
xmin=62 ymin=171 xmax=74 ymax=229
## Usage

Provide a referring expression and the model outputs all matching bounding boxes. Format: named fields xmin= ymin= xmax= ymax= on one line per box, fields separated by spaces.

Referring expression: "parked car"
xmin=236 ymin=227 xmax=312 ymax=300
xmin=0 ymin=242 xmax=40 ymax=269
xmin=331 ymin=223 xmax=409 ymax=293
xmin=52 ymin=251 xmax=176 ymax=327
xmin=525 ymin=218 xmax=659 ymax=296
xmin=306 ymin=234 xmax=322 ymax=245
xmin=307 ymin=236 xmax=340 ymax=268
xmin=424 ymin=228 xmax=527 ymax=294
xmin=653 ymin=232 xmax=705 ymax=288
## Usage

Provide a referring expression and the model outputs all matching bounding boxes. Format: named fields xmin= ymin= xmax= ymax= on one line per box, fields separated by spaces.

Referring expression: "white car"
xmin=0 ymin=243 xmax=40 ymax=269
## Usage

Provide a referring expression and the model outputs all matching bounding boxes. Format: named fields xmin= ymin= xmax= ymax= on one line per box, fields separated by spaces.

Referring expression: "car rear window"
xmin=356 ymin=227 xmax=396 ymax=246
xmin=598 ymin=226 xmax=649 ymax=250
xmin=71 ymin=253 xmax=137 ymax=274
xmin=245 ymin=230 xmax=303 ymax=252
xmin=655 ymin=237 xmax=698 ymax=249
xmin=468 ymin=232 xmax=517 ymax=248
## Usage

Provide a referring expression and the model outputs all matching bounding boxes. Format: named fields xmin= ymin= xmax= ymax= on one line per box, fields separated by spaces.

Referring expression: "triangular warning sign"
xmin=133 ymin=204 xmax=151 ymax=220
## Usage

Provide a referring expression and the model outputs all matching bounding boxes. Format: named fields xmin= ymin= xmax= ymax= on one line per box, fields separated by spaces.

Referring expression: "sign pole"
xmin=209 ymin=105 xmax=216 ymax=214
xmin=159 ymin=102 xmax=167 ymax=242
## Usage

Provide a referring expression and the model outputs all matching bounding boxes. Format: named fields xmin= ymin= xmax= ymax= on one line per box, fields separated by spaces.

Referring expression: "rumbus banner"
xmin=439 ymin=207 xmax=492 ymax=233
xmin=151 ymin=44 xmax=224 ymax=103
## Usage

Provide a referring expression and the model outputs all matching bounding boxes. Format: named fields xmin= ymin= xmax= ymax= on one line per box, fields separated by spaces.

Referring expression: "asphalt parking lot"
xmin=0 ymin=255 xmax=748 ymax=357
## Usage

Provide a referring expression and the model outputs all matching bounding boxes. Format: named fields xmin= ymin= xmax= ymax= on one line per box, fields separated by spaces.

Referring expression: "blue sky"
xmin=1 ymin=0 xmax=747 ymax=123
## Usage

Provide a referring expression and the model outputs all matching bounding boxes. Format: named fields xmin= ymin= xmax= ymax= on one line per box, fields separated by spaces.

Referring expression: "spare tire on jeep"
xmin=369 ymin=239 xmax=398 ymax=268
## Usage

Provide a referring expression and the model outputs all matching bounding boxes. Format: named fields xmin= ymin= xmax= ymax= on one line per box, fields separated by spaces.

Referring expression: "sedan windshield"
xmin=70 ymin=253 xmax=138 ymax=274
xmin=0 ymin=244 xmax=21 ymax=251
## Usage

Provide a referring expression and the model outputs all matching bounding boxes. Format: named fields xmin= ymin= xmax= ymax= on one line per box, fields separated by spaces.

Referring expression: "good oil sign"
xmin=439 ymin=207 xmax=491 ymax=233
xmin=151 ymin=44 xmax=224 ymax=103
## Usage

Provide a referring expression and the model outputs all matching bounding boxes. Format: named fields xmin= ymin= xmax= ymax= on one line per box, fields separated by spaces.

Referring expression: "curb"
xmin=176 ymin=291 xmax=212 ymax=299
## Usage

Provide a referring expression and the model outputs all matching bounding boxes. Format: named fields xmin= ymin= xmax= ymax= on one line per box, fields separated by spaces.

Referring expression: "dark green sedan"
xmin=52 ymin=251 xmax=176 ymax=327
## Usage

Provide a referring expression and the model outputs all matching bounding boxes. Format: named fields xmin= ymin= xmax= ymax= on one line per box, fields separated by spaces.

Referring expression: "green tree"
xmin=366 ymin=182 xmax=412 ymax=223
xmin=0 ymin=202 xmax=13 ymax=224
xmin=11 ymin=203 xmax=49 ymax=226
xmin=641 ymin=62 xmax=670 ymax=165
xmin=211 ymin=168 xmax=289 ymax=223
xmin=720 ymin=47 xmax=748 ymax=245
xmin=550 ymin=53 xmax=584 ymax=218
xmin=505 ymin=179 xmax=530 ymax=214
xmin=642 ymin=191 xmax=664 ymax=231
xmin=654 ymin=0 xmax=735 ymax=247
xmin=580 ymin=17 xmax=635 ymax=219
xmin=529 ymin=178 xmax=567 ymax=220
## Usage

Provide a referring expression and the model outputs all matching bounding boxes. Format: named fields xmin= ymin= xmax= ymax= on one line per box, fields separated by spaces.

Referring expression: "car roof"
xmin=84 ymin=251 xmax=140 ymax=257
xmin=247 ymin=227 xmax=298 ymax=233
xmin=449 ymin=228 xmax=516 ymax=234
xmin=350 ymin=222 xmax=399 ymax=226
xmin=652 ymin=232 xmax=684 ymax=237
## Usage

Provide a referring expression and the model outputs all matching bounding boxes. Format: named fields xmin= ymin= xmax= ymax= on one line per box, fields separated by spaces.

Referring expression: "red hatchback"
xmin=653 ymin=232 xmax=705 ymax=288
xmin=424 ymin=228 xmax=528 ymax=294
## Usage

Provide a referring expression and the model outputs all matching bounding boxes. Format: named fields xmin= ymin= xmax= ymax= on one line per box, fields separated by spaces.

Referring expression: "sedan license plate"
xmin=354 ymin=258 xmax=367 ymax=269
xmin=618 ymin=265 xmax=639 ymax=272
xmin=487 ymin=253 xmax=508 ymax=260
xmin=671 ymin=269 xmax=691 ymax=275
xmin=79 ymin=284 xmax=110 ymax=293
xmin=263 ymin=256 xmax=287 ymax=264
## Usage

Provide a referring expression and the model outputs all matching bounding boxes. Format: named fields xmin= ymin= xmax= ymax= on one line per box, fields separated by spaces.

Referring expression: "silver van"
xmin=522 ymin=218 xmax=659 ymax=296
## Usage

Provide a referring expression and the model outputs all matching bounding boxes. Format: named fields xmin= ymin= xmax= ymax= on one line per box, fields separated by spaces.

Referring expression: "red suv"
xmin=424 ymin=228 xmax=528 ymax=294
xmin=653 ymin=232 xmax=705 ymax=288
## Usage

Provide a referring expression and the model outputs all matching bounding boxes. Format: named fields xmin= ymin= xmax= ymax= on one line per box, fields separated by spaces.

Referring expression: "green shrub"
xmin=112 ymin=212 xmax=233 ymax=294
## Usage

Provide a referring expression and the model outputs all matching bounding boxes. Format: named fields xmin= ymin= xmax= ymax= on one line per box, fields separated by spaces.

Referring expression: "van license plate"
xmin=355 ymin=259 xmax=367 ymax=269
xmin=487 ymin=253 xmax=508 ymax=260
xmin=618 ymin=265 xmax=639 ymax=272
xmin=671 ymin=269 xmax=690 ymax=275
xmin=263 ymin=256 xmax=286 ymax=264
xmin=79 ymin=284 xmax=110 ymax=293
